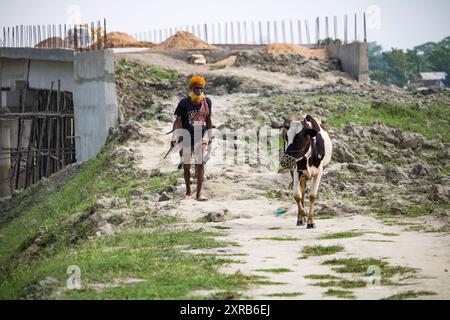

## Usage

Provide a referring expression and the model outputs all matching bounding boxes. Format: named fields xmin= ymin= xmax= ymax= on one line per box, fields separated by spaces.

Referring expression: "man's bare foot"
xmin=184 ymin=194 xmax=193 ymax=200
xmin=195 ymin=196 xmax=208 ymax=202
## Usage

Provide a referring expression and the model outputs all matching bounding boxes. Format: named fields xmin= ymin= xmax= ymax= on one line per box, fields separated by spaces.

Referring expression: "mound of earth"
xmin=235 ymin=51 xmax=340 ymax=79
xmin=157 ymin=31 xmax=217 ymax=50
xmin=92 ymin=32 xmax=156 ymax=49
xmin=262 ymin=43 xmax=329 ymax=59
xmin=211 ymin=55 xmax=238 ymax=68
xmin=35 ymin=37 xmax=68 ymax=48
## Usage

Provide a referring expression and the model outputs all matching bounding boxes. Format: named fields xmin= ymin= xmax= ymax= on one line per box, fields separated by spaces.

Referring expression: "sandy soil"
xmin=123 ymin=92 xmax=450 ymax=300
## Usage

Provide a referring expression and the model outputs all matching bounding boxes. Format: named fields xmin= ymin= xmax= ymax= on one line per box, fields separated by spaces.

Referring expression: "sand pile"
xmin=211 ymin=55 xmax=237 ymax=68
xmin=92 ymin=32 xmax=156 ymax=49
xmin=157 ymin=31 xmax=217 ymax=50
xmin=262 ymin=43 xmax=329 ymax=59
xmin=35 ymin=37 xmax=68 ymax=48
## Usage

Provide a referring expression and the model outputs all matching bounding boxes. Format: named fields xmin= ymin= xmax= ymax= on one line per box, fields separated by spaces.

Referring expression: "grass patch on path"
xmin=301 ymin=245 xmax=344 ymax=258
xmin=266 ymin=292 xmax=304 ymax=298
xmin=322 ymin=258 xmax=417 ymax=281
xmin=305 ymin=274 xmax=341 ymax=280
xmin=255 ymin=268 xmax=292 ymax=273
xmin=318 ymin=232 xmax=364 ymax=240
xmin=255 ymin=237 xmax=299 ymax=242
xmin=313 ymin=279 xmax=367 ymax=289
xmin=323 ymin=289 xmax=356 ymax=299
xmin=383 ymin=290 xmax=437 ymax=300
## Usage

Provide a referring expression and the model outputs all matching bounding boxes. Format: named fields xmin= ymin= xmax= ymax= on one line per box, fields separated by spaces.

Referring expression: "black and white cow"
xmin=280 ymin=115 xmax=333 ymax=229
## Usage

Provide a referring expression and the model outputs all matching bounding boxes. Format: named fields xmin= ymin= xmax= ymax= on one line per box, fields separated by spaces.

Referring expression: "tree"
xmin=428 ymin=45 xmax=450 ymax=86
xmin=368 ymin=42 xmax=386 ymax=71
xmin=382 ymin=49 xmax=409 ymax=87
xmin=406 ymin=49 xmax=431 ymax=85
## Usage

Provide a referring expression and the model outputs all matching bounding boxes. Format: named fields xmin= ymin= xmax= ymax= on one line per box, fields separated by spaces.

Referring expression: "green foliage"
xmin=369 ymin=36 xmax=450 ymax=89
xmin=115 ymin=58 xmax=179 ymax=82
xmin=428 ymin=46 xmax=450 ymax=86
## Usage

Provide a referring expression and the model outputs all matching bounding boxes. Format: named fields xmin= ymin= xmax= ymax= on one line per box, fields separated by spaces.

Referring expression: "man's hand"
xmin=202 ymin=137 xmax=211 ymax=146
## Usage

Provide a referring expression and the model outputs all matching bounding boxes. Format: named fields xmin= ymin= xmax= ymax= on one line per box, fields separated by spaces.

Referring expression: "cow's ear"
xmin=306 ymin=128 xmax=318 ymax=138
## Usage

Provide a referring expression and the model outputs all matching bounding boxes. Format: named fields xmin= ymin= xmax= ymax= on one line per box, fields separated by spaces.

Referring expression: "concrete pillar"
xmin=73 ymin=49 xmax=118 ymax=163
xmin=327 ymin=42 xmax=369 ymax=82
xmin=0 ymin=118 xmax=11 ymax=198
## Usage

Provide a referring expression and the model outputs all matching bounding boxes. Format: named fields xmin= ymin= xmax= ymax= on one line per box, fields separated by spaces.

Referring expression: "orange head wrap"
xmin=189 ymin=76 xmax=206 ymax=88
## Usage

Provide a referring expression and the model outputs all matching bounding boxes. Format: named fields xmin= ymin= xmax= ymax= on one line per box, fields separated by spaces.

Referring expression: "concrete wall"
xmin=0 ymin=48 xmax=119 ymax=165
xmin=73 ymin=50 xmax=118 ymax=162
xmin=327 ymin=42 xmax=369 ymax=82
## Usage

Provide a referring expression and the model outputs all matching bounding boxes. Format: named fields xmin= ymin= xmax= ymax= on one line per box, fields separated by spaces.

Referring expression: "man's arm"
xmin=171 ymin=117 xmax=182 ymax=147
xmin=205 ymin=114 xmax=213 ymax=143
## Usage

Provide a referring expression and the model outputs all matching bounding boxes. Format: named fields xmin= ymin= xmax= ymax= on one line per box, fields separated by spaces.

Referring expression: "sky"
xmin=0 ymin=0 xmax=449 ymax=50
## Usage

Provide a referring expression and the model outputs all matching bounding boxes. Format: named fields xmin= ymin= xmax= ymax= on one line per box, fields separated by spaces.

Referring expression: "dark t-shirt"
xmin=174 ymin=97 xmax=212 ymax=144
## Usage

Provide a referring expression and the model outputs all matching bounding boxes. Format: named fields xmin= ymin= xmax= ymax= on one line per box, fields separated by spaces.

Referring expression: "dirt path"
xmin=125 ymin=92 xmax=450 ymax=300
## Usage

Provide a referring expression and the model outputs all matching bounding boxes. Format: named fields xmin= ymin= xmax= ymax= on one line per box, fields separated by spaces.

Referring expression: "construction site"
xmin=0 ymin=13 xmax=449 ymax=302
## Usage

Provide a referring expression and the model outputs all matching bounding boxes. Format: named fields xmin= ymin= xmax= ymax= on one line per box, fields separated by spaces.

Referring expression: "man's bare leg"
xmin=195 ymin=164 xmax=207 ymax=201
xmin=183 ymin=164 xmax=192 ymax=199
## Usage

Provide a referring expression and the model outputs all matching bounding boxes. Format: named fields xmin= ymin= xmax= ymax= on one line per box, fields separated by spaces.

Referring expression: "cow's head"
xmin=280 ymin=115 xmax=321 ymax=169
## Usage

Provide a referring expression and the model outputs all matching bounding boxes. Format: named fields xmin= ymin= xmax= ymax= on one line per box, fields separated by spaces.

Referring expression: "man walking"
xmin=171 ymin=76 xmax=213 ymax=201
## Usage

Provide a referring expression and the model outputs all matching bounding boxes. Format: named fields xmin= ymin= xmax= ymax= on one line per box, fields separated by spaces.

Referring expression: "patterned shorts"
xmin=181 ymin=141 xmax=207 ymax=165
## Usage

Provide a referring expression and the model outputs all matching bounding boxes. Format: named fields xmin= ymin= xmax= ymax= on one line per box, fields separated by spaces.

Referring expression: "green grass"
xmin=254 ymin=237 xmax=299 ymax=242
xmin=323 ymin=289 xmax=356 ymax=299
xmin=262 ymin=92 xmax=450 ymax=144
xmin=212 ymin=226 xmax=231 ymax=230
xmin=318 ymin=232 xmax=364 ymax=240
xmin=254 ymin=281 xmax=288 ymax=286
xmin=255 ymin=268 xmax=292 ymax=273
xmin=312 ymin=279 xmax=367 ymax=289
xmin=116 ymin=58 xmax=179 ymax=83
xmin=209 ymin=65 xmax=226 ymax=71
xmin=0 ymin=226 xmax=251 ymax=300
xmin=327 ymin=97 xmax=450 ymax=144
xmin=383 ymin=290 xmax=437 ymax=300
xmin=301 ymin=245 xmax=344 ymax=257
xmin=266 ymin=292 xmax=304 ymax=297
xmin=0 ymin=144 xmax=250 ymax=299
xmin=305 ymin=274 xmax=341 ymax=280
xmin=322 ymin=258 xmax=417 ymax=279
xmin=0 ymin=151 xmax=182 ymax=269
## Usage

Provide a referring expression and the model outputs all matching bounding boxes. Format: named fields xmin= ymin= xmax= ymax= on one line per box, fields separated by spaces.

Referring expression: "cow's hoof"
xmin=307 ymin=224 xmax=316 ymax=229
xmin=297 ymin=220 xmax=304 ymax=227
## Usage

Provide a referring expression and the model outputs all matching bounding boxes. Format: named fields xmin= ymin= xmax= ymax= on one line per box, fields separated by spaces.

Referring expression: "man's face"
xmin=192 ymin=86 xmax=204 ymax=96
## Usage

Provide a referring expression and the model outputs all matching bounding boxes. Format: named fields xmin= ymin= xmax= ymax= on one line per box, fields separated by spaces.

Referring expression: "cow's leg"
xmin=294 ymin=172 xmax=306 ymax=226
xmin=300 ymin=175 xmax=307 ymax=225
xmin=307 ymin=171 xmax=323 ymax=229
xmin=289 ymin=170 xmax=294 ymax=189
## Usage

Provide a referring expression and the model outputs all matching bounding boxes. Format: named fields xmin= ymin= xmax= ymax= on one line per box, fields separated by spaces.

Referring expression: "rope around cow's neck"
xmin=280 ymin=136 xmax=312 ymax=170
